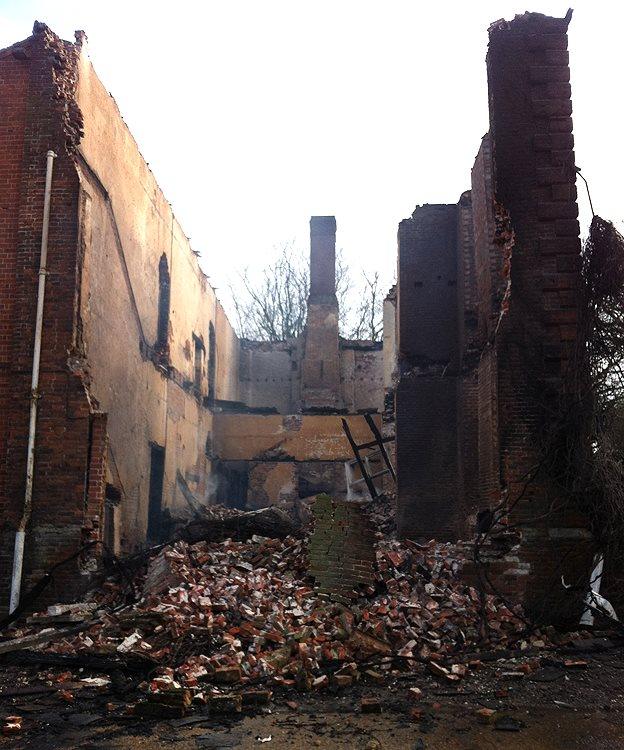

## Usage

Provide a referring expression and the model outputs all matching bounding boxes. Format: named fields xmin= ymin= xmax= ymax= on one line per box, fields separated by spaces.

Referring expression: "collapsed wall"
xmin=395 ymin=11 xmax=593 ymax=623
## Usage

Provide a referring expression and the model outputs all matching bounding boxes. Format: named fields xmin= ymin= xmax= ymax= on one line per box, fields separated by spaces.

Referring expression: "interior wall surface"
xmin=213 ymin=413 xmax=383 ymax=507
xmin=75 ymin=47 xmax=241 ymax=548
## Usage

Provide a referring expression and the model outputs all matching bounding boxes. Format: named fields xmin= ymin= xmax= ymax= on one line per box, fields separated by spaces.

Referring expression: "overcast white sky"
xmin=1 ymin=1 xmax=622 ymax=318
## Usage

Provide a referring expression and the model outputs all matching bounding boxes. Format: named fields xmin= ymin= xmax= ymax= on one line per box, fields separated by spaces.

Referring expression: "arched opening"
xmin=156 ymin=253 xmax=170 ymax=353
xmin=208 ymin=322 xmax=216 ymax=403
xmin=193 ymin=333 xmax=205 ymax=394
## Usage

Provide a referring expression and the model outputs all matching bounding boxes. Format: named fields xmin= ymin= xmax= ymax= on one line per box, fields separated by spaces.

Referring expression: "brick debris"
xmin=1 ymin=497 xmax=558 ymax=715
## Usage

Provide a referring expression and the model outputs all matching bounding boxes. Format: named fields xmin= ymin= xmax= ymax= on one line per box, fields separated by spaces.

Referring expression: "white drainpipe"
xmin=9 ymin=150 xmax=57 ymax=614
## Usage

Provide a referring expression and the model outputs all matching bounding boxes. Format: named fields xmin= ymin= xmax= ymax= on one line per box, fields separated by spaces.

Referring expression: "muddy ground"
xmin=1 ymin=639 xmax=623 ymax=749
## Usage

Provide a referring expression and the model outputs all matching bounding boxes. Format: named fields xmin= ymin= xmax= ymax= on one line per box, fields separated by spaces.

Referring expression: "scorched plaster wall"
xmin=75 ymin=47 xmax=241 ymax=551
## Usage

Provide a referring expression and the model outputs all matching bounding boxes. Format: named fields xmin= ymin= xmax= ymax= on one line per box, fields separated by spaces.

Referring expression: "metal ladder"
xmin=341 ymin=413 xmax=396 ymax=500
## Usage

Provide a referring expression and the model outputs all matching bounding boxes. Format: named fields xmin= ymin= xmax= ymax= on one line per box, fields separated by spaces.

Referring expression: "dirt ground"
xmin=1 ymin=640 xmax=623 ymax=749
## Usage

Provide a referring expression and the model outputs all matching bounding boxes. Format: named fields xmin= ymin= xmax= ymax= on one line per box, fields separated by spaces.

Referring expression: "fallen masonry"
xmin=308 ymin=494 xmax=377 ymax=599
xmin=0 ymin=7 xmax=611 ymax=636
xmin=0 ymin=497 xmax=611 ymax=716
xmin=0 ymin=500 xmax=622 ymax=747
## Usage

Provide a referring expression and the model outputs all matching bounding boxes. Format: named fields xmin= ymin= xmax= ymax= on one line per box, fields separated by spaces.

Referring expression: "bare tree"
xmin=230 ymin=244 xmax=357 ymax=341
xmin=335 ymin=250 xmax=352 ymax=335
xmin=231 ymin=244 xmax=308 ymax=341
xmin=347 ymin=271 xmax=384 ymax=342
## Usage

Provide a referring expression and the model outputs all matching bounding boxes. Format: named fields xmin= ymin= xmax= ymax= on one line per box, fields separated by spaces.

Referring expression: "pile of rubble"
xmin=0 ymin=496 xmax=577 ymax=724
xmin=1 ymin=508 xmax=554 ymax=715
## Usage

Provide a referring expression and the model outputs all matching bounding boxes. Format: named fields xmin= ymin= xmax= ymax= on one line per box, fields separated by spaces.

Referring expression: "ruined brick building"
xmin=0 ymin=23 xmax=385 ymax=606
xmin=394 ymin=10 xmax=593 ymax=621
xmin=0 ymin=9 xmax=598 ymax=623
xmin=215 ymin=215 xmax=386 ymax=513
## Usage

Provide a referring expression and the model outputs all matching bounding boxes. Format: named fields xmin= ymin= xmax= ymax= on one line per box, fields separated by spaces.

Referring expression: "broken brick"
xmin=213 ymin=666 xmax=242 ymax=685
xmin=476 ymin=708 xmax=497 ymax=725
xmin=208 ymin=693 xmax=243 ymax=714
xmin=241 ymin=689 xmax=273 ymax=706
xmin=361 ymin=697 xmax=382 ymax=714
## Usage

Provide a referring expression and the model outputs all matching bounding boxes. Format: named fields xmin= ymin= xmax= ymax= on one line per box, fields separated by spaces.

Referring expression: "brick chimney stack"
xmin=309 ymin=216 xmax=337 ymax=302
xmin=301 ymin=216 xmax=341 ymax=411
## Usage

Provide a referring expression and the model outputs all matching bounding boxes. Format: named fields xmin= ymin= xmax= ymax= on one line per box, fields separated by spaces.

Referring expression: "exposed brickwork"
xmin=471 ymin=136 xmax=504 ymax=344
xmin=0 ymin=27 xmax=386 ymax=608
xmin=308 ymin=495 xmax=376 ymax=598
xmin=487 ymin=11 xmax=592 ymax=623
xmin=302 ymin=217 xmax=342 ymax=411
xmin=395 ymin=12 xmax=592 ymax=623
xmin=0 ymin=43 xmax=30 ymax=591
xmin=85 ymin=412 xmax=108 ymax=526
xmin=396 ymin=205 xmax=459 ymax=539
xmin=0 ymin=26 xmax=98 ymax=609
xmin=456 ymin=191 xmax=479 ymax=533
xmin=0 ymin=13 xmax=594 ymax=628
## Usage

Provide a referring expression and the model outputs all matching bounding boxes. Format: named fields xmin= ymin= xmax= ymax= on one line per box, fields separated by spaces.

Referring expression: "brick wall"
xmin=0 ymin=26 xmax=98 ymax=608
xmin=475 ymin=349 xmax=500 ymax=506
xmin=0 ymin=26 xmax=388 ymax=608
xmin=0 ymin=43 xmax=30 ymax=591
xmin=486 ymin=12 xmax=592 ymax=622
xmin=395 ymin=12 xmax=593 ymax=623
xmin=471 ymin=135 xmax=504 ymax=343
xmin=85 ymin=412 xmax=108 ymax=529
xmin=396 ymin=205 xmax=460 ymax=539
xmin=469 ymin=135 xmax=503 ymax=511
xmin=0 ymin=23 xmax=245 ymax=603
xmin=240 ymin=215 xmax=384 ymax=416
xmin=308 ymin=495 xmax=376 ymax=599
xmin=456 ymin=190 xmax=479 ymax=533
xmin=239 ymin=337 xmax=384 ymax=416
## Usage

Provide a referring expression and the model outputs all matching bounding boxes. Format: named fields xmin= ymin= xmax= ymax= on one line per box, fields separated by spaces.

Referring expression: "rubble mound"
xmin=12 ymin=522 xmax=548 ymax=694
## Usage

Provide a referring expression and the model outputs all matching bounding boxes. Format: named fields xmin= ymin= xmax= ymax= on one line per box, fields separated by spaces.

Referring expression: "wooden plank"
xmin=0 ymin=619 xmax=99 ymax=655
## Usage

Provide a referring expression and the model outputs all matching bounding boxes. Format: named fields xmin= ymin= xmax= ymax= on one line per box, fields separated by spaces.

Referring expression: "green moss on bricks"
xmin=308 ymin=495 xmax=376 ymax=597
